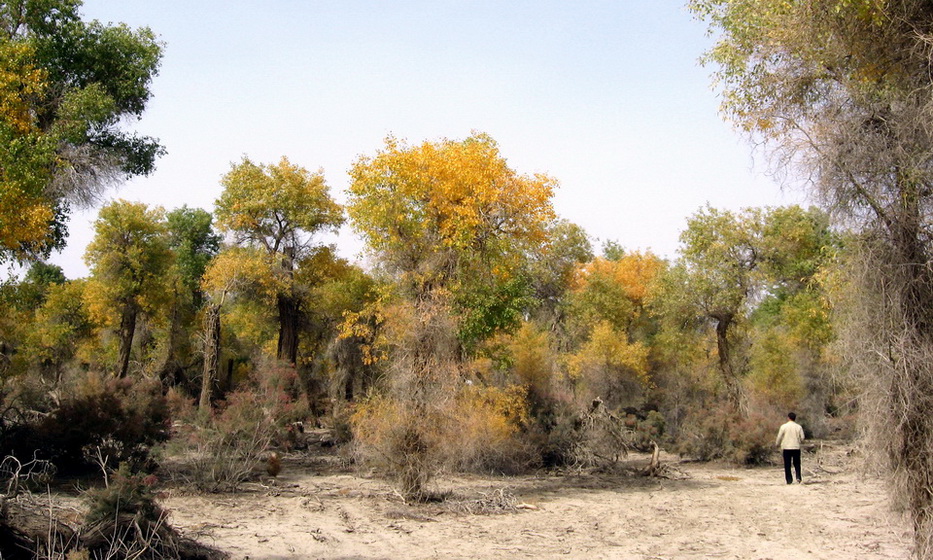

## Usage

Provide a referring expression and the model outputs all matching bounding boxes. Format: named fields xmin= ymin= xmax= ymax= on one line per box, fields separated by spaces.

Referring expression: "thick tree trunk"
xmin=887 ymin=199 xmax=933 ymax=558
xmin=117 ymin=306 xmax=137 ymax=378
xmin=200 ymin=303 xmax=221 ymax=411
xmin=276 ymin=294 xmax=301 ymax=365
xmin=714 ymin=314 xmax=744 ymax=413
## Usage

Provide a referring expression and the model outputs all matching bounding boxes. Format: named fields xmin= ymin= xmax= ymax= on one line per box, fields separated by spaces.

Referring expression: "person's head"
xmin=788 ymin=412 xmax=797 ymax=421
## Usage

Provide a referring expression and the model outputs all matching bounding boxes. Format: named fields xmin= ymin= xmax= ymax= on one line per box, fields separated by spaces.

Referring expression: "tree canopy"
xmin=0 ymin=0 xmax=163 ymax=262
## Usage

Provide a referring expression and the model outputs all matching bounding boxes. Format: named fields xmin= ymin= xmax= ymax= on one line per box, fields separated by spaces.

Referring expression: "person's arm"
xmin=776 ymin=424 xmax=785 ymax=447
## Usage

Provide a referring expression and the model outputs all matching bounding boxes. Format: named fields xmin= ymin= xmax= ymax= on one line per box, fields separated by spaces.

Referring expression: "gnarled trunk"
xmin=713 ymin=313 xmax=744 ymax=413
xmin=200 ymin=303 xmax=221 ymax=411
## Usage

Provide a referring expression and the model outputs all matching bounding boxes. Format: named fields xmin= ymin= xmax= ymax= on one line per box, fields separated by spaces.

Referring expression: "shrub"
xmin=674 ymin=406 xmax=775 ymax=465
xmin=178 ymin=390 xmax=276 ymax=492
xmin=84 ymin=464 xmax=163 ymax=527
xmin=628 ymin=409 xmax=667 ymax=452
xmin=79 ymin=464 xmax=224 ymax=560
xmin=445 ymin=384 xmax=535 ymax=474
xmin=2 ymin=372 xmax=170 ymax=473
xmin=350 ymin=394 xmax=445 ymax=500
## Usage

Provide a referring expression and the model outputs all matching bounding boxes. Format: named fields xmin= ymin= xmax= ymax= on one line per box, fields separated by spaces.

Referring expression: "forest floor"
xmin=161 ymin=441 xmax=911 ymax=560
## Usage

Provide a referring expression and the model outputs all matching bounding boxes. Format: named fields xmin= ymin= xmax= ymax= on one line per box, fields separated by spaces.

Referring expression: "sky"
xmin=49 ymin=0 xmax=807 ymax=278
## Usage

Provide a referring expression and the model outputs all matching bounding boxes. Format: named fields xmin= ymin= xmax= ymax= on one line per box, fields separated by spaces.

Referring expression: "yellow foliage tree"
xmin=84 ymin=200 xmax=172 ymax=378
xmin=214 ymin=157 xmax=343 ymax=364
xmin=348 ymin=133 xmax=556 ymax=296
xmin=198 ymin=247 xmax=278 ymax=409
xmin=0 ymin=40 xmax=56 ymax=258
xmin=566 ymin=320 xmax=651 ymax=410
xmin=570 ymin=251 xmax=665 ymax=337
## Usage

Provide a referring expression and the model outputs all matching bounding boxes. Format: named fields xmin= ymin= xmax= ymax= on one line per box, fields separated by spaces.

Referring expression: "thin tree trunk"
xmin=117 ymin=306 xmax=137 ymax=378
xmin=200 ymin=303 xmax=221 ymax=411
xmin=158 ymin=292 xmax=181 ymax=385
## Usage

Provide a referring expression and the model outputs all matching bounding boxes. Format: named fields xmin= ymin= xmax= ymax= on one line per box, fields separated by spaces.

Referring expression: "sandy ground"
xmin=162 ymin=444 xmax=912 ymax=560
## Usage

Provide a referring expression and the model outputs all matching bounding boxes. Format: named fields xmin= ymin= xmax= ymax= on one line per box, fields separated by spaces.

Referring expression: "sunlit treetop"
xmin=347 ymin=133 xmax=557 ymax=273
xmin=574 ymin=251 xmax=665 ymax=306
xmin=214 ymin=157 xmax=344 ymax=257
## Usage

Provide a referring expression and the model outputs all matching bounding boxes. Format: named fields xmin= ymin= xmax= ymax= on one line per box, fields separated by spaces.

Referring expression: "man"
xmin=776 ymin=412 xmax=805 ymax=484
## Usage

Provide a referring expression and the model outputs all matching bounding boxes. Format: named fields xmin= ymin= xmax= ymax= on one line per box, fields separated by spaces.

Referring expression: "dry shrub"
xmin=350 ymin=394 xmax=446 ymax=500
xmin=175 ymin=390 xmax=276 ymax=492
xmin=520 ymin=387 xmax=579 ymax=468
xmin=445 ymin=384 xmax=534 ymax=474
xmin=2 ymin=372 xmax=169 ymax=474
xmin=352 ymin=296 xmax=540 ymax=496
xmin=570 ymin=398 xmax=639 ymax=469
xmin=675 ymin=405 xmax=775 ymax=465
xmin=167 ymin=361 xmax=311 ymax=492
xmin=350 ymin=295 xmax=460 ymax=500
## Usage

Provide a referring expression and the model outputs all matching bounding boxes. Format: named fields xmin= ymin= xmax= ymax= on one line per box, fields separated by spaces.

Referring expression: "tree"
xmin=691 ymin=1 xmax=933 ymax=552
xmin=527 ymin=220 xmax=594 ymax=341
xmin=346 ymin=133 xmax=556 ymax=499
xmin=661 ymin=206 xmax=762 ymax=410
xmin=0 ymin=1 xmax=163 ymax=261
xmin=199 ymin=247 xmax=276 ymax=411
xmin=159 ymin=207 xmax=220 ymax=384
xmin=84 ymin=200 xmax=172 ymax=378
xmin=569 ymin=250 xmax=664 ymax=341
xmin=214 ymin=157 xmax=343 ymax=365
xmin=25 ymin=278 xmax=94 ymax=374
xmin=655 ymin=205 xmax=833 ymax=412
xmin=347 ymin=133 xmax=556 ymax=345
xmin=167 ymin=206 xmax=220 ymax=308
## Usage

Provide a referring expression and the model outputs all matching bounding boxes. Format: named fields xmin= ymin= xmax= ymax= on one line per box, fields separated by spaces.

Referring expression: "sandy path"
xmin=162 ymin=450 xmax=911 ymax=560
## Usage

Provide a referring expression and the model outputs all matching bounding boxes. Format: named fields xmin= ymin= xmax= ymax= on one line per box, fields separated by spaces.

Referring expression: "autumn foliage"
xmin=0 ymin=130 xmax=847 ymax=511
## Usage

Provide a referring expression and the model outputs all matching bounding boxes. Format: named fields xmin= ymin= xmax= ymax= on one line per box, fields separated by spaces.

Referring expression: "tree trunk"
xmin=117 ymin=306 xmax=137 ymax=378
xmin=886 ymin=195 xmax=933 ymax=558
xmin=276 ymin=294 xmax=301 ymax=365
xmin=714 ymin=314 xmax=744 ymax=413
xmin=158 ymin=292 xmax=181 ymax=386
xmin=200 ymin=303 xmax=221 ymax=411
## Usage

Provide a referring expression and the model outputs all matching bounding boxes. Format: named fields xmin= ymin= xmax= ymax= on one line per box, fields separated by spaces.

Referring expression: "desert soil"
xmin=162 ymin=443 xmax=911 ymax=560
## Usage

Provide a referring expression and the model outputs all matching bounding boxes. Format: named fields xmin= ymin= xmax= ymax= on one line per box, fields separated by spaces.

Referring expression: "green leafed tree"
xmin=654 ymin=205 xmax=834 ymax=412
xmin=84 ymin=200 xmax=172 ymax=378
xmin=214 ymin=156 xmax=344 ymax=365
xmin=158 ymin=206 xmax=220 ymax=384
xmin=0 ymin=0 xmax=163 ymax=262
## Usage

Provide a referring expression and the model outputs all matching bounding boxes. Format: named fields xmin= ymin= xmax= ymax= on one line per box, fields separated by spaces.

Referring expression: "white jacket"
xmin=776 ymin=420 xmax=805 ymax=450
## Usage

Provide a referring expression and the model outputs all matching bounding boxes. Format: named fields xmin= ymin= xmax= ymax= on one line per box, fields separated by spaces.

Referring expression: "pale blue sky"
xmin=51 ymin=1 xmax=805 ymax=277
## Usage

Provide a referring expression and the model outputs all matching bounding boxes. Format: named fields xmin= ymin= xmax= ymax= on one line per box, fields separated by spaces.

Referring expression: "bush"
xmin=84 ymin=464 xmax=163 ymax=527
xmin=175 ymin=390 xmax=276 ymax=492
xmin=674 ymin=406 xmax=775 ymax=465
xmin=445 ymin=384 xmax=535 ymax=474
xmin=1 ymin=372 xmax=170 ymax=473
xmin=350 ymin=394 xmax=445 ymax=500
xmin=79 ymin=464 xmax=225 ymax=560
xmin=628 ymin=409 xmax=667 ymax=452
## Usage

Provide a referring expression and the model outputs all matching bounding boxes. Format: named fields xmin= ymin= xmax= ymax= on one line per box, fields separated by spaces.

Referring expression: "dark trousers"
xmin=783 ymin=449 xmax=801 ymax=483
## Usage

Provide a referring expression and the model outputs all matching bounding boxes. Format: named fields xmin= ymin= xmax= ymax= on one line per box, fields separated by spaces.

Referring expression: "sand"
xmin=162 ymin=444 xmax=911 ymax=560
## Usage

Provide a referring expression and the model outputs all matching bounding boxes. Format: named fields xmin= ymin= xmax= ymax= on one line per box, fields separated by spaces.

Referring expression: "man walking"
xmin=776 ymin=412 xmax=805 ymax=484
